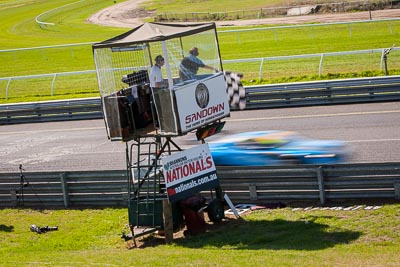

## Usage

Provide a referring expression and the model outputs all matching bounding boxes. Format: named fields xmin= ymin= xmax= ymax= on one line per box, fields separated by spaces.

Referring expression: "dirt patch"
xmin=122 ymin=8 xmax=153 ymax=19
xmin=124 ymin=213 xmax=241 ymax=249
xmin=123 ymin=198 xmax=397 ymax=249
xmin=88 ymin=1 xmax=400 ymax=28
xmin=87 ymin=0 xmax=148 ymax=28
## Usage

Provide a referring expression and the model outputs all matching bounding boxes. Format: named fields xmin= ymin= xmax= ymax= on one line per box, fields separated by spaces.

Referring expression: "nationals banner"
xmin=162 ymin=143 xmax=219 ymax=203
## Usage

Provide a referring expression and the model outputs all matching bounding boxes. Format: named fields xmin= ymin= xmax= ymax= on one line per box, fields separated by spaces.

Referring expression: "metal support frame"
xmin=125 ymin=135 xmax=182 ymax=247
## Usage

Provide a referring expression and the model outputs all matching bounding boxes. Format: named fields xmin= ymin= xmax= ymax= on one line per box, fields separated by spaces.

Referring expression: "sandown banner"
xmin=162 ymin=144 xmax=219 ymax=203
xmin=174 ymin=73 xmax=230 ymax=133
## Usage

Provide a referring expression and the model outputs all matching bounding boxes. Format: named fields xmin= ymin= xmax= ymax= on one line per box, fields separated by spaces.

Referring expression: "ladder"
xmin=126 ymin=136 xmax=182 ymax=246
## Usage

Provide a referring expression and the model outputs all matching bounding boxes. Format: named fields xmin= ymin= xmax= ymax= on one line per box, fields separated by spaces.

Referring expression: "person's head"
xmin=155 ymin=55 xmax=164 ymax=66
xmin=189 ymin=47 xmax=199 ymax=57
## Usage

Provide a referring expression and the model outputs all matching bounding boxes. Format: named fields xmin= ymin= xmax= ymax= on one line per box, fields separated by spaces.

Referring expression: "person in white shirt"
xmin=149 ymin=55 xmax=165 ymax=88
xmin=149 ymin=55 xmax=167 ymax=129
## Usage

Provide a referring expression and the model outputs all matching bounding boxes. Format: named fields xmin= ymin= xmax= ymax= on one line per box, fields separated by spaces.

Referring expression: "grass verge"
xmin=1 ymin=202 xmax=400 ymax=266
xmin=1 ymin=1 xmax=400 ymax=104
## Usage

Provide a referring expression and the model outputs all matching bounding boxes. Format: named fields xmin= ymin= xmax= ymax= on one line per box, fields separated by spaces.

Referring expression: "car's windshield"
xmin=236 ymin=131 xmax=301 ymax=149
xmin=235 ymin=140 xmax=288 ymax=150
xmin=211 ymin=131 xmax=307 ymax=148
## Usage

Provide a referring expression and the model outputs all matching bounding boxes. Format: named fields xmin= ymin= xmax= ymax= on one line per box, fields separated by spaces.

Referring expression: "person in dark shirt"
xmin=179 ymin=47 xmax=217 ymax=80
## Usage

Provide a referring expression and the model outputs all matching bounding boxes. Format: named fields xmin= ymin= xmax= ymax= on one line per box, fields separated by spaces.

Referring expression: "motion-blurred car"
xmin=209 ymin=130 xmax=347 ymax=166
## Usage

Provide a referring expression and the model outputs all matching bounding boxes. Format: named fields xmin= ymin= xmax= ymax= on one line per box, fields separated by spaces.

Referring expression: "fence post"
xmin=259 ymin=58 xmax=264 ymax=80
xmin=316 ymin=166 xmax=326 ymax=205
xmin=394 ymin=182 xmax=400 ymax=200
xmin=273 ymin=29 xmax=278 ymax=42
xmin=162 ymin=199 xmax=173 ymax=243
xmin=60 ymin=173 xmax=70 ymax=207
xmin=236 ymin=32 xmax=241 ymax=44
xmin=347 ymin=24 xmax=352 ymax=37
xmin=5 ymin=78 xmax=11 ymax=99
xmin=249 ymin=184 xmax=257 ymax=200
xmin=319 ymin=53 xmax=324 ymax=77
xmin=10 ymin=189 xmax=17 ymax=207
xmin=51 ymin=73 xmax=57 ymax=96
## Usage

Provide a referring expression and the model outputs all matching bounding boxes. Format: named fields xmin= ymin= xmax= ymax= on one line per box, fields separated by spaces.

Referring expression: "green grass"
xmin=218 ymin=22 xmax=400 ymax=58
xmin=0 ymin=0 xmax=125 ymax=48
xmin=1 ymin=204 xmax=400 ymax=266
xmin=1 ymin=0 xmax=400 ymax=104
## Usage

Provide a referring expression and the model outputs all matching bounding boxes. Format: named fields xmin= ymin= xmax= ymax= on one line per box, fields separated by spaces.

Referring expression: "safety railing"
xmin=244 ymin=75 xmax=400 ymax=109
xmin=0 ymin=97 xmax=102 ymax=125
xmin=35 ymin=0 xmax=95 ymax=29
xmin=1 ymin=46 xmax=398 ymax=100
xmin=155 ymin=1 xmax=398 ymax=22
xmin=1 ymin=75 xmax=400 ymax=125
xmin=222 ymin=47 xmax=400 ymax=80
xmin=1 ymin=162 xmax=399 ymax=208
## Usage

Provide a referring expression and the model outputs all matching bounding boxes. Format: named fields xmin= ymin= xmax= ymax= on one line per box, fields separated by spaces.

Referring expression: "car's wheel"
xmin=207 ymin=199 xmax=225 ymax=222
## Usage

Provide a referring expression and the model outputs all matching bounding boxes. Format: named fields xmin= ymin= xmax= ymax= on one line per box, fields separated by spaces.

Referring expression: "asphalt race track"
xmin=1 ymin=102 xmax=399 ymax=173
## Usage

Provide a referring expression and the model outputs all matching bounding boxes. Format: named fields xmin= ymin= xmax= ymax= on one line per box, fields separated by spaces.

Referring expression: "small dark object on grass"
xmin=30 ymin=225 xmax=58 ymax=234
xmin=121 ymin=232 xmax=133 ymax=241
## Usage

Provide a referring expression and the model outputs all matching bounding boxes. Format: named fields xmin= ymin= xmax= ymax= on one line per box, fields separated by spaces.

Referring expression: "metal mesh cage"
xmin=93 ymin=23 xmax=229 ymax=142
xmin=94 ymin=45 xmax=155 ymax=141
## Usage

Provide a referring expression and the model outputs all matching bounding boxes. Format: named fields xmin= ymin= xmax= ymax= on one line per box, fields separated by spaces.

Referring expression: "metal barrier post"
xmin=249 ymin=184 xmax=257 ymax=200
xmin=316 ymin=166 xmax=326 ymax=205
xmin=10 ymin=189 xmax=17 ymax=207
xmin=394 ymin=182 xmax=400 ymax=200
xmin=60 ymin=173 xmax=70 ymax=207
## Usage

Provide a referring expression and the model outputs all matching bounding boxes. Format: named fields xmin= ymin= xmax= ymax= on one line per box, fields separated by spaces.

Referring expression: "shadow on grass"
xmin=168 ymin=217 xmax=361 ymax=250
xmin=0 ymin=224 xmax=14 ymax=232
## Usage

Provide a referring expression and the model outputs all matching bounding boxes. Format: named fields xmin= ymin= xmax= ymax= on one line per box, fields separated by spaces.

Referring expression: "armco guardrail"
xmin=215 ymin=163 xmax=400 ymax=204
xmin=1 ymin=163 xmax=399 ymax=208
xmin=0 ymin=97 xmax=102 ymax=125
xmin=0 ymin=170 xmax=128 ymax=208
xmin=244 ymin=75 xmax=400 ymax=109
xmin=1 ymin=76 xmax=400 ymax=125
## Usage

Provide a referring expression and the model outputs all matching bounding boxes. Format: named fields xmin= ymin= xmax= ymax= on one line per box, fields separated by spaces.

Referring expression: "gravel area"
xmin=87 ymin=1 xmax=400 ymax=28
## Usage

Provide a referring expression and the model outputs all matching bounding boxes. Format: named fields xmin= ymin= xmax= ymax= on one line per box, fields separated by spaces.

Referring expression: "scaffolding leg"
xmin=129 ymin=225 xmax=137 ymax=248
xmin=125 ymin=136 xmax=184 ymax=248
xmin=162 ymin=199 xmax=173 ymax=244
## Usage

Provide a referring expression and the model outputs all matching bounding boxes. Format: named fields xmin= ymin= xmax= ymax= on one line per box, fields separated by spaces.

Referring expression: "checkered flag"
xmin=224 ymin=71 xmax=246 ymax=110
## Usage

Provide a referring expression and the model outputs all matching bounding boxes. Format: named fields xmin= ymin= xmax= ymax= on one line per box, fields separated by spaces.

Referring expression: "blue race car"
xmin=209 ymin=130 xmax=347 ymax=166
